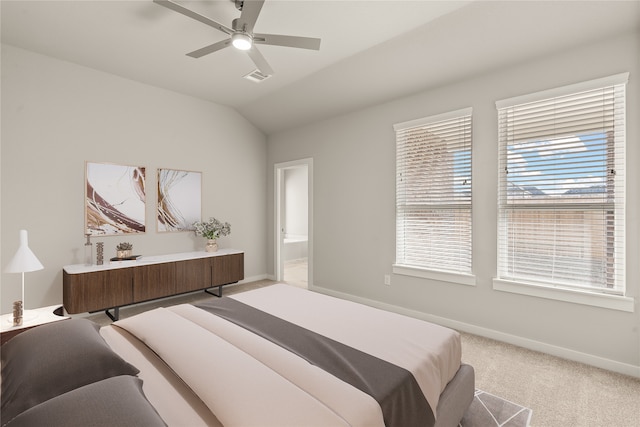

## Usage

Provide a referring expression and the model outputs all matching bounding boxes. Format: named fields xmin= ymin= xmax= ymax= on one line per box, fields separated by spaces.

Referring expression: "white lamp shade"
xmin=4 ymin=230 xmax=44 ymax=273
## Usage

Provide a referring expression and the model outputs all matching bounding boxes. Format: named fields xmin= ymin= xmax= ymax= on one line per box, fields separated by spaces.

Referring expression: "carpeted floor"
xmin=461 ymin=331 xmax=640 ymax=427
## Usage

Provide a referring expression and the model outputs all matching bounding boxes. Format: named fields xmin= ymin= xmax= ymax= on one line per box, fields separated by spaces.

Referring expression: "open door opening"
xmin=275 ymin=158 xmax=313 ymax=288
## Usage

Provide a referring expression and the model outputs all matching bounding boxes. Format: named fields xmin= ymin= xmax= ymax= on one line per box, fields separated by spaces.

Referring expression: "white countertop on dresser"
xmin=63 ymin=249 xmax=244 ymax=274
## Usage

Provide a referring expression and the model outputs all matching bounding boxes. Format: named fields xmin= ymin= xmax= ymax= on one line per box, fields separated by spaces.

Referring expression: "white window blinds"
xmin=496 ymin=74 xmax=627 ymax=294
xmin=395 ymin=108 xmax=472 ymax=274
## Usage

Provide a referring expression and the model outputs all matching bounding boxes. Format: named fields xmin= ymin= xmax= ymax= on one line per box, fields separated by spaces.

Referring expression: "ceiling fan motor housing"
xmin=154 ymin=0 xmax=321 ymax=77
xmin=232 ymin=17 xmax=246 ymax=32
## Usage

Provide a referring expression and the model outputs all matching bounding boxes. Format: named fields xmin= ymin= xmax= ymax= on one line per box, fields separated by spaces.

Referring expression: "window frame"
xmin=493 ymin=73 xmax=632 ymax=312
xmin=393 ymin=107 xmax=475 ymax=286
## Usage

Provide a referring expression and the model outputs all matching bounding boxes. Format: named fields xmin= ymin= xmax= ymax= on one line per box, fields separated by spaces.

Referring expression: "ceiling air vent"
xmin=243 ymin=69 xmax=271 ymax=83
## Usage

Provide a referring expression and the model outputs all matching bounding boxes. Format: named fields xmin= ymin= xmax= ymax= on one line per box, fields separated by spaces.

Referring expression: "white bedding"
xmin=103 ymin=283 xmax=462 ymax=426
xmin=230 ymin=284 xmax=462 ymax=411
xmin=100 ymin=325 xmax=223 ymax=427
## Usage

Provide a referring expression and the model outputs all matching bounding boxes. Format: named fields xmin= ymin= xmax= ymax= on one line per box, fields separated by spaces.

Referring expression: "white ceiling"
xmin=2 ymin=1 xmax=639 ymax=134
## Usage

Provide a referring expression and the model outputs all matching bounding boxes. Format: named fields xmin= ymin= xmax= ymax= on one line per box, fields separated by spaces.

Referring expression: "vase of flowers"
xmin=205 ymin=239 xmax=218 ymax=253
xmin=116 ymin=242 xmax=133 ymax=259
xmin=193 ymin=217 xmax=231 ymax=252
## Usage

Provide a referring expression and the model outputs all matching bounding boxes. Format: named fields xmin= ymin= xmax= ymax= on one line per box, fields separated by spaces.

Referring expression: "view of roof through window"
xmin=506 ymin=131 xmax=610 ymax=200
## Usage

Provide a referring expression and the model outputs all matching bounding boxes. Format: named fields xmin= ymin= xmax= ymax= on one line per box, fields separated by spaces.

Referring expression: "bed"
xmin=1 ymin=283 xmax=474 ymax=427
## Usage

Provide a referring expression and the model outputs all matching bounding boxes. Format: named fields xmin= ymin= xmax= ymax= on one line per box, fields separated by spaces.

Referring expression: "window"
xmin=496 ymin=74 xmax=627 ymax=296
xmin=394 ymin=108 xmax=473 ymax=281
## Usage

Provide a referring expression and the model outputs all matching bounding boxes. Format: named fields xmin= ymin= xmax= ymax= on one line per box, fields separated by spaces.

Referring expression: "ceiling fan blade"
xmin=236 ymin=0 xmax=264 ymax=33
xmin=253 ymin=33 xmax=321 ymax=51
xmin=246 ymin=47 xmax=274 ymax=76
xmin=187 ymin=39 xmax=232 ymax=58
xmin=154 ymin=0 xmax=232 ymax=35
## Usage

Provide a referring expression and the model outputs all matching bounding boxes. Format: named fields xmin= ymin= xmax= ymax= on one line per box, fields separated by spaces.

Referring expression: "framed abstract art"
xmin=85 ymin=162 xmax=146 ymax=236
xmin=157 ymin=168 xmax=202 ymax=232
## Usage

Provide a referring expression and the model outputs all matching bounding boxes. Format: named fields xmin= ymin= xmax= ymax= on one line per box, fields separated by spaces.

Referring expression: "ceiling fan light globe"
xmin=232 ymin=33 xmax=252 ymax=50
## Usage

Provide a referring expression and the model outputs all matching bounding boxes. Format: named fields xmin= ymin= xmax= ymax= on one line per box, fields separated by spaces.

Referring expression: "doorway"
xmin=275 ymin=158 xmax=313 ymax=288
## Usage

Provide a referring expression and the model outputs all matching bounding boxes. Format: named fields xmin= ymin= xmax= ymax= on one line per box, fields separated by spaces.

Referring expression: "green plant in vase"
xmin=193 ymin=217 xmax=231 ymax=252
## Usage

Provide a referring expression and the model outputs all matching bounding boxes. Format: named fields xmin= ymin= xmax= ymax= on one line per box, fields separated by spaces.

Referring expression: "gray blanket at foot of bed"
xmin=197 ymin=298 xmax=435 ymax=427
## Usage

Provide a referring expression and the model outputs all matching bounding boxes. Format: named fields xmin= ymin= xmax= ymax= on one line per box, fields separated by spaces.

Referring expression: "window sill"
xmin=493 ymin=278 xmax=634 ymax=312
xmin=393 ymin=264 xmax=476 ymax=287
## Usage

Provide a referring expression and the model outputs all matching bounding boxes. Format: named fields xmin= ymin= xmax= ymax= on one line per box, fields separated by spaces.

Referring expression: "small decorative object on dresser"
xmin=205 ymin=239 xmax=218 ymax=253
xmin=96 ymin=242 xmax=104 ymax=265
xmin=115 ymin=242 xmax=133 ymax=259
xmin=193 ymin=217 xmax=231 ymax=252
xmin=84 ymin=234 xmax=93 ymax=266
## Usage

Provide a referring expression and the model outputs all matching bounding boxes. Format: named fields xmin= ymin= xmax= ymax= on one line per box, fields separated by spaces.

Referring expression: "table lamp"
xmin=4 ymin=229 xmax=44 ymax=321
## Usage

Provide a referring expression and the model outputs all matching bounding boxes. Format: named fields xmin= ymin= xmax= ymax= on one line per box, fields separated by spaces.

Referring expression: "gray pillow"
xmin=5 ymin=376 xmax=166 ymax=427
xmin=1 ymin=318 xmax=140 ymax=424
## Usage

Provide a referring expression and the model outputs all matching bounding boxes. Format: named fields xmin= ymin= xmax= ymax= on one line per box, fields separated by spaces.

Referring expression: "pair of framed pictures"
xmin=85 ymin=162 xmax=201 ymax=236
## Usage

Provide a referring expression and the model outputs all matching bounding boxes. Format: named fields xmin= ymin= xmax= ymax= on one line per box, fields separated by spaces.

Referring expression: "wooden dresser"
xmin=63 ymin=249 xmax=244 ymax=320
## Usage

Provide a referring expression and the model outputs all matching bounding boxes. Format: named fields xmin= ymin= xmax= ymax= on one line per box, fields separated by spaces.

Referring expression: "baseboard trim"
xmin=311 ymin=285 xmax=640 ymax=379
xmin=240 ymin=274 xmax=269 ymax=284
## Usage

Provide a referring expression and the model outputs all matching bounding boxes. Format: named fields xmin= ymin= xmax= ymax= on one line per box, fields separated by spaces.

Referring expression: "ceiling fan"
xmin=153 ymin=0 xmax=321 ymax=76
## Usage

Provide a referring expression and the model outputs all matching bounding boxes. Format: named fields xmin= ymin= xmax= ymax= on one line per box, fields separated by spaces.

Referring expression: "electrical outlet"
xmin=384 ymin=274 xmax=391 ymax=286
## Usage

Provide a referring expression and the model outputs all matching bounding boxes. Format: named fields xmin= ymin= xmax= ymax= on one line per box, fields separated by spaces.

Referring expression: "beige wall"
xmin=1 ymin=45 xmax=268 ymax=314
xmin=267 ymin=31 xmax=640 ymax=374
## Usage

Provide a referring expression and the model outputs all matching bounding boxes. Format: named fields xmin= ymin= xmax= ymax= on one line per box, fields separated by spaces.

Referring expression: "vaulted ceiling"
xmin=2 ymin=1 xmax=638 ymax=134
